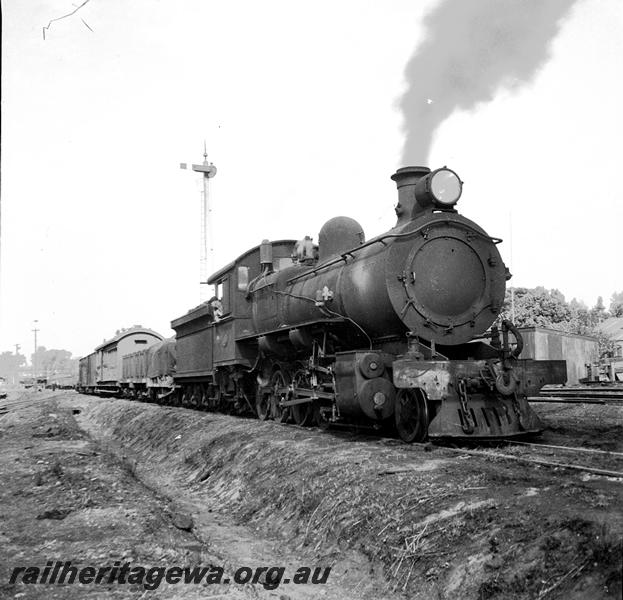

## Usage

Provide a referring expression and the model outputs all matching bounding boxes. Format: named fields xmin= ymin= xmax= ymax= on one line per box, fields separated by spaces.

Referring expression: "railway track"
xmin=534 ymin=385 xmax=623 ymax=405
xmin=529 ymin=396 xmax=609 ymax=405
xmin=0 ymin=391 xmax=69 ymax=413
xmin=505 ymin=439 xmax=623 ymax=457
xmin=378 ymin=439 xmax=623 ymax=480
xmin=490 ymin=440 xmax=623 ymax=479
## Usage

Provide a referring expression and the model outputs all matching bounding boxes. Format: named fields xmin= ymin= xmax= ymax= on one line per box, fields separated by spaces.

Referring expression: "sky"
xmin=1 ymin=0 xmax=622 ymax=360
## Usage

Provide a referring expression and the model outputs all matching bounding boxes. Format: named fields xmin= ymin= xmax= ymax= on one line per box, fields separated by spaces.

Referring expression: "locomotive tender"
xmin=79 ymin=166 xmax=542 ymax=441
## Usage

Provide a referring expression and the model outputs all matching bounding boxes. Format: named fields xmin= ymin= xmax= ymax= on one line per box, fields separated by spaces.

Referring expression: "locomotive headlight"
xmin=414 ymin=166 xmax=463 ymax=210
xmin=430 ymin=168 xmax=462 ymax=206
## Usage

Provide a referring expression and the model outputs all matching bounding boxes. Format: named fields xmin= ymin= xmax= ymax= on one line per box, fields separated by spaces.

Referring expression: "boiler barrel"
xmin=251 ymin=215 xmax=507 ymax=346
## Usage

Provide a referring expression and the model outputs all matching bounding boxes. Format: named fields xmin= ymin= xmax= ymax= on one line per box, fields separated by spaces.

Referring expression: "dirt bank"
xmin=69 ymin=394 xmax=621 ymax=599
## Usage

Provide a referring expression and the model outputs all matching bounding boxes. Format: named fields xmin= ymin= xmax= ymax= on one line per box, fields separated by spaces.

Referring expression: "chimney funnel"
xmin=391 ymin=166 xmax=430 ymax=226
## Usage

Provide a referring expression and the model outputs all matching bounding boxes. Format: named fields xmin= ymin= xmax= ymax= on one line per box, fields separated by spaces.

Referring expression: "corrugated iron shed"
xmin=518 ymin=327 xmax=599 ymax=385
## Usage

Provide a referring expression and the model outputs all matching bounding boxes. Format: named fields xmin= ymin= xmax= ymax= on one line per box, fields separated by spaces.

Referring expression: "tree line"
xmin=0 ymin=347 xmax=79 ymax=383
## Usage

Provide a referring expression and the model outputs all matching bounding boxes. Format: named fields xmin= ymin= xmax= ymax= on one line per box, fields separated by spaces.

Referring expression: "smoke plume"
xmin=400 ymin=0 xmax=578 ymax=164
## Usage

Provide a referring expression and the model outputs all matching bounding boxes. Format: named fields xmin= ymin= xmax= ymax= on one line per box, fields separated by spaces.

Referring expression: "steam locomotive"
xmin=78 ymin=166 xmax=542 ymax=441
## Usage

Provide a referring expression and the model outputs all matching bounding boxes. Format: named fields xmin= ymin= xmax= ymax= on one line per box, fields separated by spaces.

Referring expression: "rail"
xmin=379 ymin=440 xmax=623 ymax=479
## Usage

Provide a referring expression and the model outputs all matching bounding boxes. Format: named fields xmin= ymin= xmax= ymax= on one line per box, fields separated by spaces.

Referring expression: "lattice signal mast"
xmin=180 ymin=144 xmax=217 ymax=301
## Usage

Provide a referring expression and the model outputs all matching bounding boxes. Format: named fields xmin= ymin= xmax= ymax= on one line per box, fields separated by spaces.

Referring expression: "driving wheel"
xmin=395 ymin=388 xmax=429 ymax=443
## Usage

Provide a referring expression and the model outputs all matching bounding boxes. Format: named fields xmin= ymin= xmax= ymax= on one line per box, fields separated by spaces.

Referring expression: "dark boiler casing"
xmin=250 ymin=212 xmax=507 ymax=346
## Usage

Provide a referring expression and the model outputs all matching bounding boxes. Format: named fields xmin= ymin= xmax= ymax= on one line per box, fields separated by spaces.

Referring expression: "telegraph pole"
xmin=14 ymin=344 xmax=20 ymax=385
xmin=32 ymin=320 xmax=39 ymax=386
xmin=180 ymin=144 xmax=217 ymax=302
